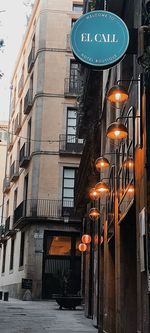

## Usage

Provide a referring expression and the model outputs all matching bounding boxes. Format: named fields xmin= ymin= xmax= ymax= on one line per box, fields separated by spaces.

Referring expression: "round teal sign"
xmin=70 ymin=11 xmax=129 ymax=68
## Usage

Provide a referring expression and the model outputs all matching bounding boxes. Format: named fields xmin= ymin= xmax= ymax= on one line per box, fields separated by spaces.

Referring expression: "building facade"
xmin=0 ymin=122 xmax=8 ymax=221
xmin=0 ymin=0 xmax=83 ymax=300
xmin=75 ymin=0 xmax=150 ymax=332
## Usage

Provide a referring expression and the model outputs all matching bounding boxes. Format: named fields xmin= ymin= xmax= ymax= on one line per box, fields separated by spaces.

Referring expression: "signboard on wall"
xmin=70 ymin=10 xmax=129 ymax=69
xmin=22 ymin=278 xmax=32 ymax=290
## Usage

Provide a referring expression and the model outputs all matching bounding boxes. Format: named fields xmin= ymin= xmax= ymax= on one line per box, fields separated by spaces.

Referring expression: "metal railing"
xmin=7 ymin=133 xmax=13 ymax=151
xmin=64 ymin=77 xmax=81 ymax=96
xmin=28 ymin=48 xmax=35 ymax=73
xmin=59 ymin=134 xmax=84 ymax=154
xmin=5 ymin=216 xmax=10 ymax=233
xmin=24 ymin=89 xmax=33 ymax=114
xmin=14 ymin=113 xmax=21 ymax=134
xmin=13 ymin=199 xmax=76 ymax=225
xmin=10 ymin=160 xmax=19 ymax=182
xmin=11 ymin=96 xmax=15 ymax=115
xmin=3 ymin=177 xmax=11 ymax=193
xmin=19 ymin=142 xmax=30 ymax=167
xmin=18 ymin=73 xmax=24 ymax=97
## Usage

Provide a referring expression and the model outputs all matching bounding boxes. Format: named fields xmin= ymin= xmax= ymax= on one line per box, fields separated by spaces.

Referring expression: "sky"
xmin=0 ymin=0 xmax=35 ymax=121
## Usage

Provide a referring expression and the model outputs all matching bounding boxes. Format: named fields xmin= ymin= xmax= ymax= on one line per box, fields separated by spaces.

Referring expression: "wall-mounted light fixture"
xmin=79 ymin=243 xmax=87 ymax=252
xmin=95 ymin=156 xmax=110 ymax=171
xmin=88 ymin=187 xmax=100 ymax=200
xmin=123 ymin=157 xmax=134 ymax=168
xmin=82 ymin=234 xmax=92 ymax=244
xmin=95 ymin=181 xmax=110 ymax=195
xmin=107 ymin=84 xmax=129 ymax=108
xmin=127 ymin=183 xmax=135 ymax=193
xmin=89 ymin=207 xmax=100 ymax=220
xmin=106 ymin=121 xmax=128 ymax=140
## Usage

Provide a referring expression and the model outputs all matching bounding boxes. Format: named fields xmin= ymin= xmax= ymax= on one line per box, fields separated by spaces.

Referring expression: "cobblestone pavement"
xmin=0 ymin=298 xmax=98 ymax=333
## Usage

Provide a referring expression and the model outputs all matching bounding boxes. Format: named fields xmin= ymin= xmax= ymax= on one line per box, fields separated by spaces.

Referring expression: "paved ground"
xmin=0 ymin=298 xmax=97 ymax=333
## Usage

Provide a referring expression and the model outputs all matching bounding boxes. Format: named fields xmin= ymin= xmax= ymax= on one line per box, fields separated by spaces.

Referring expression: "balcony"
xmin=64 ymin=77 xmax=81 ymax=96
xmin=19 ymin=142 xmax=30 ymax=168
xmin=3 ymin=177 xmax=11 ymax=193
xmin=0 ymin=225 xmax=5 ymax=244
xmin=10 ymin=160 xmax=19 ymax=182
xmin=59 ymin=134 xmax=84 ymax=155
xmin=7 ymin=135 xmax=13 ymax=151
xmin=28 ymin=48 xmax=35 ymax=73
xmin=18 ymin=73 xmax=24 ymax=97
xmin=13 ymin=199 xmax=81 ymax=227
xmin=24 ymin=89 xmax=33 ymax=114
xmin=14 ymin=113 xmax=21 ymax=134
xmin=4 ymin=216 xmax=15 ymax=236
xmin=11 ymin=96 xmax=15 ymax=115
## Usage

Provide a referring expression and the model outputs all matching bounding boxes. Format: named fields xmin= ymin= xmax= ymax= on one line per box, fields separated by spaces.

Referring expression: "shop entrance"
xmin=42 ymin=231 xmax=81 ymax=299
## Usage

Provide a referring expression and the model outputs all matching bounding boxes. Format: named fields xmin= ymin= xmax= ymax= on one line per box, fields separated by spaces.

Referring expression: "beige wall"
xmin=0 ymin=122 xmax=8 ymax=220
xmin=0 ymin=0 xmax=83 ymax=294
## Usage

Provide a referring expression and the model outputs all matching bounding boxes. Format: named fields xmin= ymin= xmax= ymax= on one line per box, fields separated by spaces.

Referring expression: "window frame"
xmin=19 ymin=231 xmax=25 ymax=267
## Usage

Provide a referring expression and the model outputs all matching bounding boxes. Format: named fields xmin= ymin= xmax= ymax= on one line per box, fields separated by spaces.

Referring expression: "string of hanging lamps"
xmin=84 ymin=80 xmax=137 ymax=227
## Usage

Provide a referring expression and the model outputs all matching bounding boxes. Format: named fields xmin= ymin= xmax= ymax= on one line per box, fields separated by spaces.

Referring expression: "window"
xmin=3 ymin=131 xmax=8 ymax=142
xmin=71 ymin=19 xmax=77 ymax=27
xmin=73 ymin=4 xmax=83 ymax=12
xmin=13 ymin=189 xmax=18 ymax=211
xmin=23 ymin=174 xmax=28 ymax=201
xmin=66 ymin=109 xmax=77 ymax=143
xmin=62 ymin=168 xmax=77 ymax=207
xmin=47 ymin=236 xmax=71 ymax=256
xmin=6 ymin=200 xmax=9 ymax=218
xmin=10 ymin=239 xmax=15 ymax=270
xmin=19 ymin=99 xmax=22 ymax=124
xmin=19 ymin=232 xmax=25 ymax=267
xmin=27 ymin=118 xmax=31 ymax=155
xmin=70 ymin=60 xmax=79 ymax=92
xmin=2 ymin=242 xmax=7 ymax=273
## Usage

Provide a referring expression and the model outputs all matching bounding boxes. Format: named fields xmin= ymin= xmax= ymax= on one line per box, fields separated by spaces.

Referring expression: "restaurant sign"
xmin=70 ymin=11 xmax=129 ymax=69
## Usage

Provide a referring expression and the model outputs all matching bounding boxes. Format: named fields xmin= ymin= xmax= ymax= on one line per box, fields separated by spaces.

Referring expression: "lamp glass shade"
xmin=95 ymin=157 xmax=110 ymax=171
xmin=82 ymin=234 xmax=92 ymax=244
xmin=89 ymin=207 xmax=100 ymax=220
xmin=106 ymin=122 xmax=128 ymax=140
xmin=127 ymin=184 xmax=134 ymax=193
xmin=95 ymin=181 xmax=110 ymax=195
xmin=123 ymin=157 xmax=134 ymax=168
xmin=107 ymin=85 xmax=129 ymax=106
xmin=78 ymin=243 xmax=87 ymax=252
xmin=89 ymin=187 xmax=100 ymax=201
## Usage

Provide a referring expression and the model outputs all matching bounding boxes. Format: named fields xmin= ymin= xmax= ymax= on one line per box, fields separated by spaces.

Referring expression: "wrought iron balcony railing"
xmin=64 ymin=77 xmax=81 ymax=96
xmin=14 ymin=113 xmax=21 ymax=134
xmin=3 ymin=216 xmax=15 ymax=238
xmin=3 ymin=177 xmax=11 ymax=193
xmin=7 ymin=134 xmax=13 ymax=151
xmin=28 ymin=48 xmax=35 ymax=73
xmin=59 ymin=134 xmax=84 ymax=154
xmin=24 ymin=89 xmax=33 ymax=114
xmin=18 ymin=73 xmax=24 ymax=97
xmin=19 ymin=142 xmax=30 ymax=168
xmin=10 ymin=160 xmax=19 ymax=182
xmin=11 ymin=96 xmax=15 ymax=115
xmin=13 ymin=199 xmax=79 ymax=225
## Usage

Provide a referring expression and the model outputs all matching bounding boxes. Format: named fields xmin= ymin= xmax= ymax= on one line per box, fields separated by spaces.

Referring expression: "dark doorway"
xmin=42 ymin=231 xmax=81 ymax=299
xmin=120 ymin=206 xmax=137 ymax=332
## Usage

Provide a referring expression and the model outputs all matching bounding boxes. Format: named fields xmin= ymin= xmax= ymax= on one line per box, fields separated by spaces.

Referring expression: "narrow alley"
xmin=0 ymin=298 xmax=97 ymax=333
